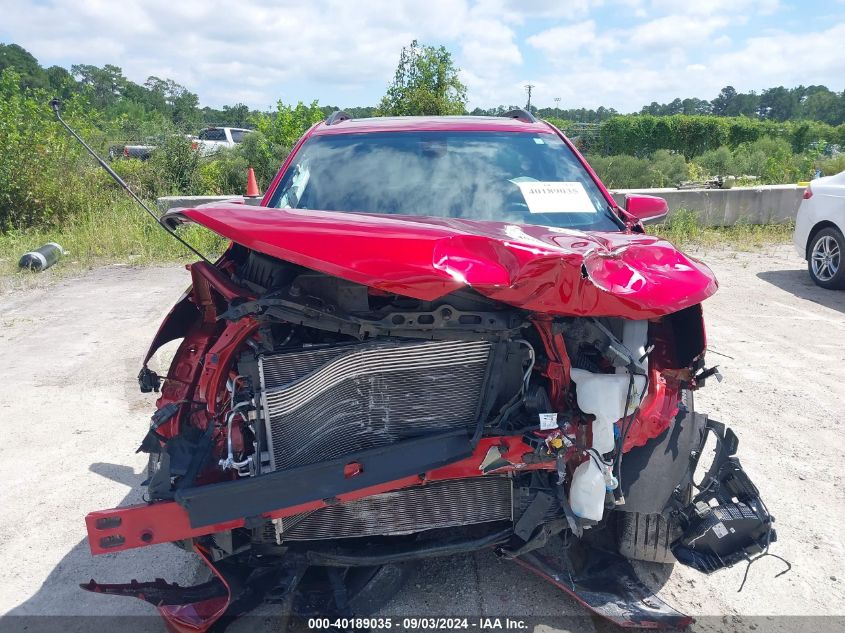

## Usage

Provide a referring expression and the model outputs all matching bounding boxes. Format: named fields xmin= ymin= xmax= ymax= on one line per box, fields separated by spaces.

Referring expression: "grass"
xmin=0 ymin=204 xmax=794 ymax=291
xmin=650 ymin=209 xmax=795 ymax=250
xmin=0 ymin=197 xmax=227 ymax=289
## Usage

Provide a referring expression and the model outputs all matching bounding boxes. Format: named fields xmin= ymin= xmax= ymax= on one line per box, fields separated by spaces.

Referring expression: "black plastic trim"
xmin=175 ymin=430 xmax=473 ymax=528
xmin=304 ymin=527 xmax=512 ymax=567
xmin=619 ymin=405 xmax=705 ymax=514
xmin=500 ymin=108 xmax=538 ymax=123
xmin=325 ymin=110 xmax=352 ymax=125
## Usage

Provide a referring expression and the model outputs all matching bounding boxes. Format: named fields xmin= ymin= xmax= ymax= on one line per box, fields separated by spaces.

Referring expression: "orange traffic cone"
xmin=246 ymin=167 xmax=261 ymax=198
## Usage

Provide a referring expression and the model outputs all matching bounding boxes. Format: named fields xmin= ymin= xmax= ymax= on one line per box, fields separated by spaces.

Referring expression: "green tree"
xmin=144 ymin=76 xmax=200 ymax=129
xmin=711 ymin=86 xmax=738 ymax=116
xmin=378 ymin=40 xmax=467 ymax=116
xmin=681 ymin=98 xmax=711 ymax=115
xmin=45 ymin=65 xmax=77 ymax=101
xmin=71 ymin=63 xmax=127 ymax=109
xmin=0 ymin=43 xmax=48 ymax=90
xmin=222 ymin=103 xmax=250 ymax=126
xmin=759 ymin=86 xmax=798 ymax=121
xmin=801 ymin=89 xmax=845 ymax=125
xmin=730 ymin=92 xmax=761 ymax=117
xmin=710 ymin=86 xmax=760 ymax=117
xmin=255 ymin=99 xmax=324 ymax=150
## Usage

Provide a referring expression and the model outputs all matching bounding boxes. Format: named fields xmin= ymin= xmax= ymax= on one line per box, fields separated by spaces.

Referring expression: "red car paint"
xmin=157 ymin=546 xmax=231 ymax=633
xmin=175 ymin=204 xmax=717 ymax=319
xmin=87 ymin=434 xmax=553 ymax=555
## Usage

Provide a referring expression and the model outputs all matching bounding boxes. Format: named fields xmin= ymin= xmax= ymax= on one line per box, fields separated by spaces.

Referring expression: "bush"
xmin=646 ymin=150 xmax=688 ymax=187
xmin=588 ymin=154 xmax=647 ymax=188
xmin=236 ymin=130 xmax=287 ymax=189
xmin=733 ymin=137 xmax=798 ymax=182
xmin=195 ymin=159 xmax=227 ymax=195
xmin=596 ymin=113 xmax=839 ymax=159
xmin=109 ymin=136 xmax=203 ymax=199
xmin=0 ymin=68 xmax=109 ymax=231
xmin=148 ymin=135 xmax=201 ymax=195
xmin=588 ymin=150 xmax=688 ymax=188
xmin=816 ymin=154 xmax=845 ymax=177
xmin=694 ymin=146 xmax=735 ymax=177
xmin=726 ymin=117 xmax=762 ymax=147
xmin=599 ymin=114 xmax=728 ymax=158
xmin=204 ymin=148 xmax=249 ymax=196
xmin=687 ymin=137 xmax=827 ymax=183
xmin=110 ymin=156 xmax=160 ymax=198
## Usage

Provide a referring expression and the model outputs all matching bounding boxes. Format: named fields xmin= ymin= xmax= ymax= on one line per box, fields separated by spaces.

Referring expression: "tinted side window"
xmin=231 ymin=130 xmax=250 ymax=143
xmin=199 ymin=128 xmax=227 ymax=141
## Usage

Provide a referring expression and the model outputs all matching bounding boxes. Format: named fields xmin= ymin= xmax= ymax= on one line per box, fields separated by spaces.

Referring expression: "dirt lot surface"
xmin=1 ymin=244 xmax=843 ymax=632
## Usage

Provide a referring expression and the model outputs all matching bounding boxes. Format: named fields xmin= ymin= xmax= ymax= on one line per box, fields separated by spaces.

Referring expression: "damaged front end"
xmin=83 ymin=208 xmax=775 ymax=631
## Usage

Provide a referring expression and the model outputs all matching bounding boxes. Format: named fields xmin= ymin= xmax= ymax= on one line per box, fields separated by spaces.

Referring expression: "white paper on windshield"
xmin=516 ymin=181 xmax=595 ymax=214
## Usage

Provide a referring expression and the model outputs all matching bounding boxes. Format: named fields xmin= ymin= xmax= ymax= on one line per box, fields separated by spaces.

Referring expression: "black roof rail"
xmin=325 ymin=110 xmax=353 ymax=125
xmin=500 ymin=108 xmax=538 ymax=123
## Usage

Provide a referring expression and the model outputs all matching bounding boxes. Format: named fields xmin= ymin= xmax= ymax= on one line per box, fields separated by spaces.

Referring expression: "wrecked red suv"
xmin=84 ymin=111 xmax=775 ymax=630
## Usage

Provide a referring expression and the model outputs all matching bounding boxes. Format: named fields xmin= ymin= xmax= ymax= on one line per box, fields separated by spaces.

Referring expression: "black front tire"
xmin=616 ymin=512 xmax=681 ymax=565
xmin=616 ymin=390 xmax=694 ymax=566
xmin=807 ymin=227 xmax=845 ymax=290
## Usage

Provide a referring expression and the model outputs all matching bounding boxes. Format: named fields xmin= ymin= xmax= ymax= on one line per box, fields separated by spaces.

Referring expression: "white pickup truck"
xmin=191 ymin=127 xmax=253 ymax=155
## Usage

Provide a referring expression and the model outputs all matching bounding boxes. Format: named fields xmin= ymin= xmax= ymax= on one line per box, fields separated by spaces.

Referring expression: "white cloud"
xmin=623 ymin=14 xmax=733 ymax=49
xmin=649 ymin=0 xmax=779 ymax=16
xmin=1 ymin=0 xmax=843 ymax=113
xmin=527 ymin=21 xmax=845 ymax=112
xmin=460 ymin=5 xmax=523 ymax=80
xmin=473 ymin=0 xmax=606 ymax=23
xmin=706 ymin=23 xmax=845 ymax=90
xmin=2 ymin=0 xmax=475 ymax=107
xmin=526 ymin=21 xmax=603 ymax=59
xmin=614 ymin=0 xmax=648 ymax=18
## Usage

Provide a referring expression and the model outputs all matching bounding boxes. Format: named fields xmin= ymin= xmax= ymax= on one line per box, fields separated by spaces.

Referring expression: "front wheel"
xmin=808 ymin=227 xmax=845 ymax=290
xmin=615 ymin=390 xmax=694 ymax=566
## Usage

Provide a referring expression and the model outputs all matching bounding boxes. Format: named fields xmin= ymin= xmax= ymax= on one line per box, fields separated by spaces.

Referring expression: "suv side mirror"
xmin=624 ymin=194 xmax=669 ymax=224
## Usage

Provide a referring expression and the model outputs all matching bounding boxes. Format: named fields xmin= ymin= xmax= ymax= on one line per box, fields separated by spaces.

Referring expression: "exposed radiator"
xmin=257 ymin=339 xmax=492 ymax=471
xmin=273 ymin=476 xmax=513 ymax=541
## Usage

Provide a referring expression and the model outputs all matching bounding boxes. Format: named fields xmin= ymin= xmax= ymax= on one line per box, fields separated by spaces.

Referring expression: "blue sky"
xmin=2 ymin=0 xmax=844 ymax=112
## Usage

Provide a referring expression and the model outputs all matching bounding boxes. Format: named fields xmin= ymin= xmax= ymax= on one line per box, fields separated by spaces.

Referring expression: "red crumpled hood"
xmin=178 ymin=203 xmax=717 ymax=318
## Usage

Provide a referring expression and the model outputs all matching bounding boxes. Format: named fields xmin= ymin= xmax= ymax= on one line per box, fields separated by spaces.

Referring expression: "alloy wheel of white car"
xmin=808 ymin=228 xmax=845 ymax=289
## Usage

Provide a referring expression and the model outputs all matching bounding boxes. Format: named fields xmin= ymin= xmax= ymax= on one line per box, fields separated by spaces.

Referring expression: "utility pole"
xmin=525 ymin=84 xmax=535 ymax=111
xmin=554 ymin=96 xmax=561 ymax=117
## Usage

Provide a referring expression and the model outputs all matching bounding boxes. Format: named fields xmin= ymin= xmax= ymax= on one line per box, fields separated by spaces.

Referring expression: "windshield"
xmin=268 ymin=130 xmax=622 ymax=231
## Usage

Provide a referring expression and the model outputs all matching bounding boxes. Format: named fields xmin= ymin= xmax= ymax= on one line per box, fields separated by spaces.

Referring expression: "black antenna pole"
xmin=49 ymin=99 xmax=212 ymax=265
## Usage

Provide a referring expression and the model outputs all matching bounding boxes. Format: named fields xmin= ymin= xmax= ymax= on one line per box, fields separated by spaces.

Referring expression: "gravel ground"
xmin=0 ymin=244 xmax=843 ymax=632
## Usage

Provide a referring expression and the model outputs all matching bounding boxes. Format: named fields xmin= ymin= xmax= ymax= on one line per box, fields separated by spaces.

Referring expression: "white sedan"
xmin=794 ymin=170 xmax=845 ymax=289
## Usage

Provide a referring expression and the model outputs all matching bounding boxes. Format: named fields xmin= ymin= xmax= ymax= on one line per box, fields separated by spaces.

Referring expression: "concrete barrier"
xmin=158 ymin=184 xmax=805 ymax=227
xmin=611 ymin=184 xmax=804 ymax=226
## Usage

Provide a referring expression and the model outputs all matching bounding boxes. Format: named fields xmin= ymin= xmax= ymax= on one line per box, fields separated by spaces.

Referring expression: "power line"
xmin=525 ymin=84 xmax=535 ymax=110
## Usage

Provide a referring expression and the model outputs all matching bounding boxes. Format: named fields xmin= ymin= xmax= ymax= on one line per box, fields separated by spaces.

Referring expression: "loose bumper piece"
xmin=672 ymin=419 xmax=776 ymax=573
